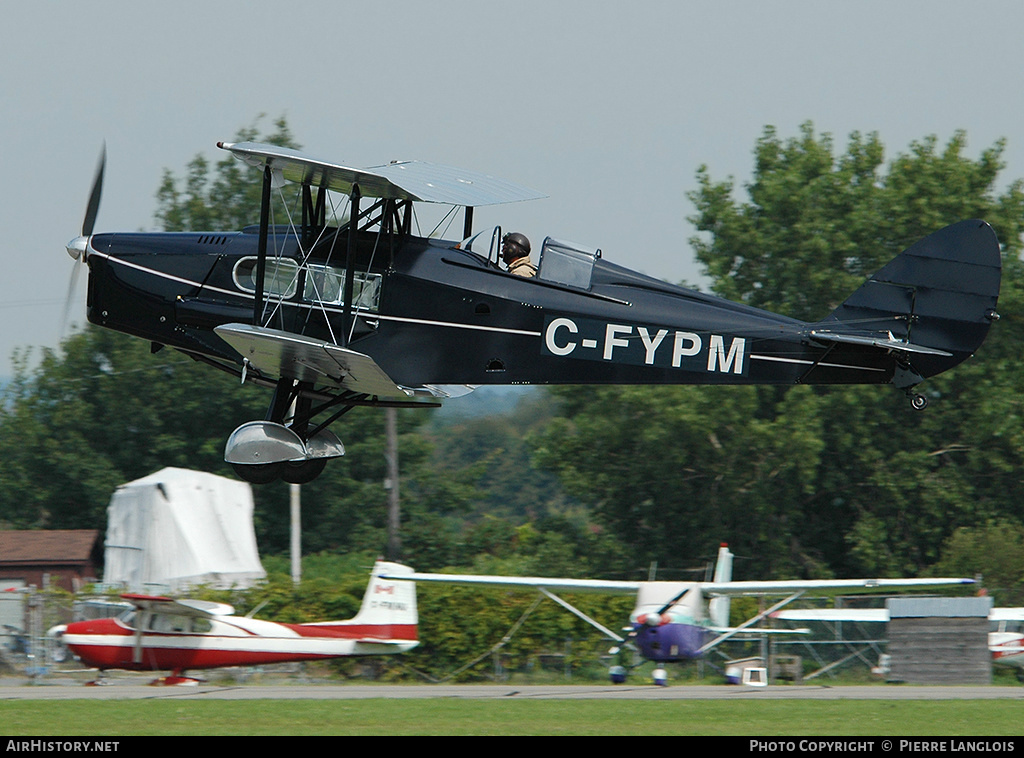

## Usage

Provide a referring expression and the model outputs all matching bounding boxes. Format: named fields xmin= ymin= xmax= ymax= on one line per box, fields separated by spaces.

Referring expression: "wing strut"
xmin=698 ymin=591 xmax=806 ymax=654
xmin=537 ymin=587 xmax=625 ymax=643
xmin=133 ymin=610 xmax=147 ymax=665
xmin=254 ymin=166 xmax=273 ymax=326
xmin=342 ymin=184 xmax=360 ymax=347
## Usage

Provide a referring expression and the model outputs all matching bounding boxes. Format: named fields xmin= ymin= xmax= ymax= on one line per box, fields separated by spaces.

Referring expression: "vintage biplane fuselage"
xmin=84 ymin=227 xmax=847 ymax=387
xmin=68 ymin=141 xmax=1001 ymax=483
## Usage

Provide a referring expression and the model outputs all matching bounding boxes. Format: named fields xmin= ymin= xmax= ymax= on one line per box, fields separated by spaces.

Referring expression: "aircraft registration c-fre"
xmin=67 ymin=142 xmax=1002 ymax=483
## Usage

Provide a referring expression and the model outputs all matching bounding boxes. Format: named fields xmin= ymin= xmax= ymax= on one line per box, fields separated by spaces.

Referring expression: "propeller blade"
xmin=82 ymin=143 xmax=106 ymax=237
xmin=58 ymin=262 xmax=81 ymax=340
xmin=656 ymin=586 xmax=693 ymax=617
xmin=63 ymin=144 xmax=105 ymax=338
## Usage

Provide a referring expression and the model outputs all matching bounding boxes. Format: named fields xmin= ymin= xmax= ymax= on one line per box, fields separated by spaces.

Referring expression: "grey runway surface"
xmin=3 ymin=679 xmax=1023 ymax=700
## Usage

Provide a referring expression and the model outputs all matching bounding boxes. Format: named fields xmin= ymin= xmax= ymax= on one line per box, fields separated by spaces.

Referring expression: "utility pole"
xmin=385 ymin=407 xmax=400 ymax=560
xmin=290 ymin=483 xmax=301 ymax=584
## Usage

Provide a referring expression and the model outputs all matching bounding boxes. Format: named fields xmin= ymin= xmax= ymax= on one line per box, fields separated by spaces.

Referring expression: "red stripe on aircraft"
xmin=287 ymin=623 xmax=418 ymax=640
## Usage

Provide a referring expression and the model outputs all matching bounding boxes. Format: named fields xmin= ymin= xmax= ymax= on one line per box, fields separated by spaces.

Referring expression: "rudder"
xmin=708 ymin=544 xmax=733 ymax=628
xmin=822 ymin=220 xmax=1001 ymax=380
xmin=344 ymin=560 xmax=418 ymax=641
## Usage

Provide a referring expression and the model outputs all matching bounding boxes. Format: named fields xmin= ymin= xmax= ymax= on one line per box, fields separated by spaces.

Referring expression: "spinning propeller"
xmin=63 ymin=145 xmax=105 ymax=336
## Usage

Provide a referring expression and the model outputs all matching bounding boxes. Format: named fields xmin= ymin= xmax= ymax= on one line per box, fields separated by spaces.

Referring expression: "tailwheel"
xmin=908 ymin=392 xmax=928 ymax=411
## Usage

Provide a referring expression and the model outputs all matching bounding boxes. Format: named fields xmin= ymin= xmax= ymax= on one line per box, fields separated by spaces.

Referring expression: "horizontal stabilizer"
xmin=771 ymin=608 xmax=890 ymax=622
xmin=808 ymin=330 xmax=952 ymax=357
xmin=710 ymin=626 xmax=811 ymax=636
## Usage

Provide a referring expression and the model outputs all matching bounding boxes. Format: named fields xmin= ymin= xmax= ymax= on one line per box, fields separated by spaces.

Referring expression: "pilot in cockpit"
xmin=501 ymin=232 xmax=537 ymax=278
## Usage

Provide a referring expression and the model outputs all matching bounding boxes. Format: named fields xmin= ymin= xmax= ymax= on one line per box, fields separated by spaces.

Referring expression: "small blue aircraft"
xmin=385 ymin=546 xmax=975 ymax=683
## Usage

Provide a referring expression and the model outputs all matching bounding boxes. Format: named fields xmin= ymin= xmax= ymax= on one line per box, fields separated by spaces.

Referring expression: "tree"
xmin=0 ymin=329 xmax=267 ymax=529
xmin=154 ymin=116 xmax=301 ymax=232
xmin=932 ymin=520 xmax=1024 ymax=605
xmin=533 ymin=124 xmax=1024 ymax=579
xmin=2 ymin=116 xmax=591 ymax=574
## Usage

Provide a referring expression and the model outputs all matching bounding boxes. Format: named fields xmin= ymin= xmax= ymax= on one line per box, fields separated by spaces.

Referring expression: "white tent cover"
xmin=103 ymin=467 xmax=266 ymax=591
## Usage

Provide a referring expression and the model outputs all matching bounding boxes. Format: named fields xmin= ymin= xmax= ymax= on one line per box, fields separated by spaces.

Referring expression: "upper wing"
xmin=385 ymin=573 xmax=972 ymax=597
xmin=701 ymin=577 xmax=974 ymax=596
xmin=383 ymin=571 xmax=641 ymax=595
xmin=219 ymin=141 xmax=546 ymax=207
xmin=121 ymin=593 xmax=234 ymax=617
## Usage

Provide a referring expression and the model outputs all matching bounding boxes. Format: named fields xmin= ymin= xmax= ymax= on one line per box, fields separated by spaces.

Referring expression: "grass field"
xmin=3 ymin=699 xmax=1021 ymax=736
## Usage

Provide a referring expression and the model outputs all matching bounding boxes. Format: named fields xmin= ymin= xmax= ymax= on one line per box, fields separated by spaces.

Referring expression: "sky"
xmin=3 ymin=0 xmax=1024 ymax=378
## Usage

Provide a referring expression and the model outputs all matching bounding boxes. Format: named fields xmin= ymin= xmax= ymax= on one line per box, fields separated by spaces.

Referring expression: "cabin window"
xmin=149 ymin=613 xmax=191 ymax=634
xmin=303 ymin=263 xmax=382 ymax=312
xmin=233 ymin=257 xmax=300 ymax=298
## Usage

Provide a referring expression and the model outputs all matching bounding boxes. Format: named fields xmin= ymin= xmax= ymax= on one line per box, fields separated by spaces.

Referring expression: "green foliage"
xmin=425 ymin=391 xmax=576 ymax=522
xmin=0 ymin=329 xmax=266 ymax=529
xmin=406 ymin=581 xmax=633 ymax=682
xmin=933 ymin=520 xmax=1024 ymax=605
xmin=691 ymin=124 xmax=1024 ymax=319
xmin=10 ymin=118 xmax=1024 ymax=676
xmin=155 ymin=115 xmax=301 ymax=232
xmin=534 ymin=124 xmax=1024 ymax=579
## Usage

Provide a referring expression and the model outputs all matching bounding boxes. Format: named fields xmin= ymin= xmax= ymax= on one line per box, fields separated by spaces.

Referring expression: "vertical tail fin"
xmin=821 ymin=220 xmax=1001 ymax=382
xmin=336 ymin=560 xmax=418 ymax=643
xmin=708 ymin=544 xmax=733 ymax=627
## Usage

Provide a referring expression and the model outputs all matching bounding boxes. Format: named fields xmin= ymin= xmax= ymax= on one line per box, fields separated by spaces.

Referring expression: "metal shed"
xmin=886 ymin=596 xmax=992 ymax=684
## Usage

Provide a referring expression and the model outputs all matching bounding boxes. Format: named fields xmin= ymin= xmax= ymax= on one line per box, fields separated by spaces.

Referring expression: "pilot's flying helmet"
xmin=502 ymin=231 xmax=531 ymax=257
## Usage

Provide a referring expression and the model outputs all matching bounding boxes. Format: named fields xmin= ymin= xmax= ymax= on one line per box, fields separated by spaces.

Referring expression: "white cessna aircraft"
xmin=385 ymin=545 xmax=974 ymax=683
